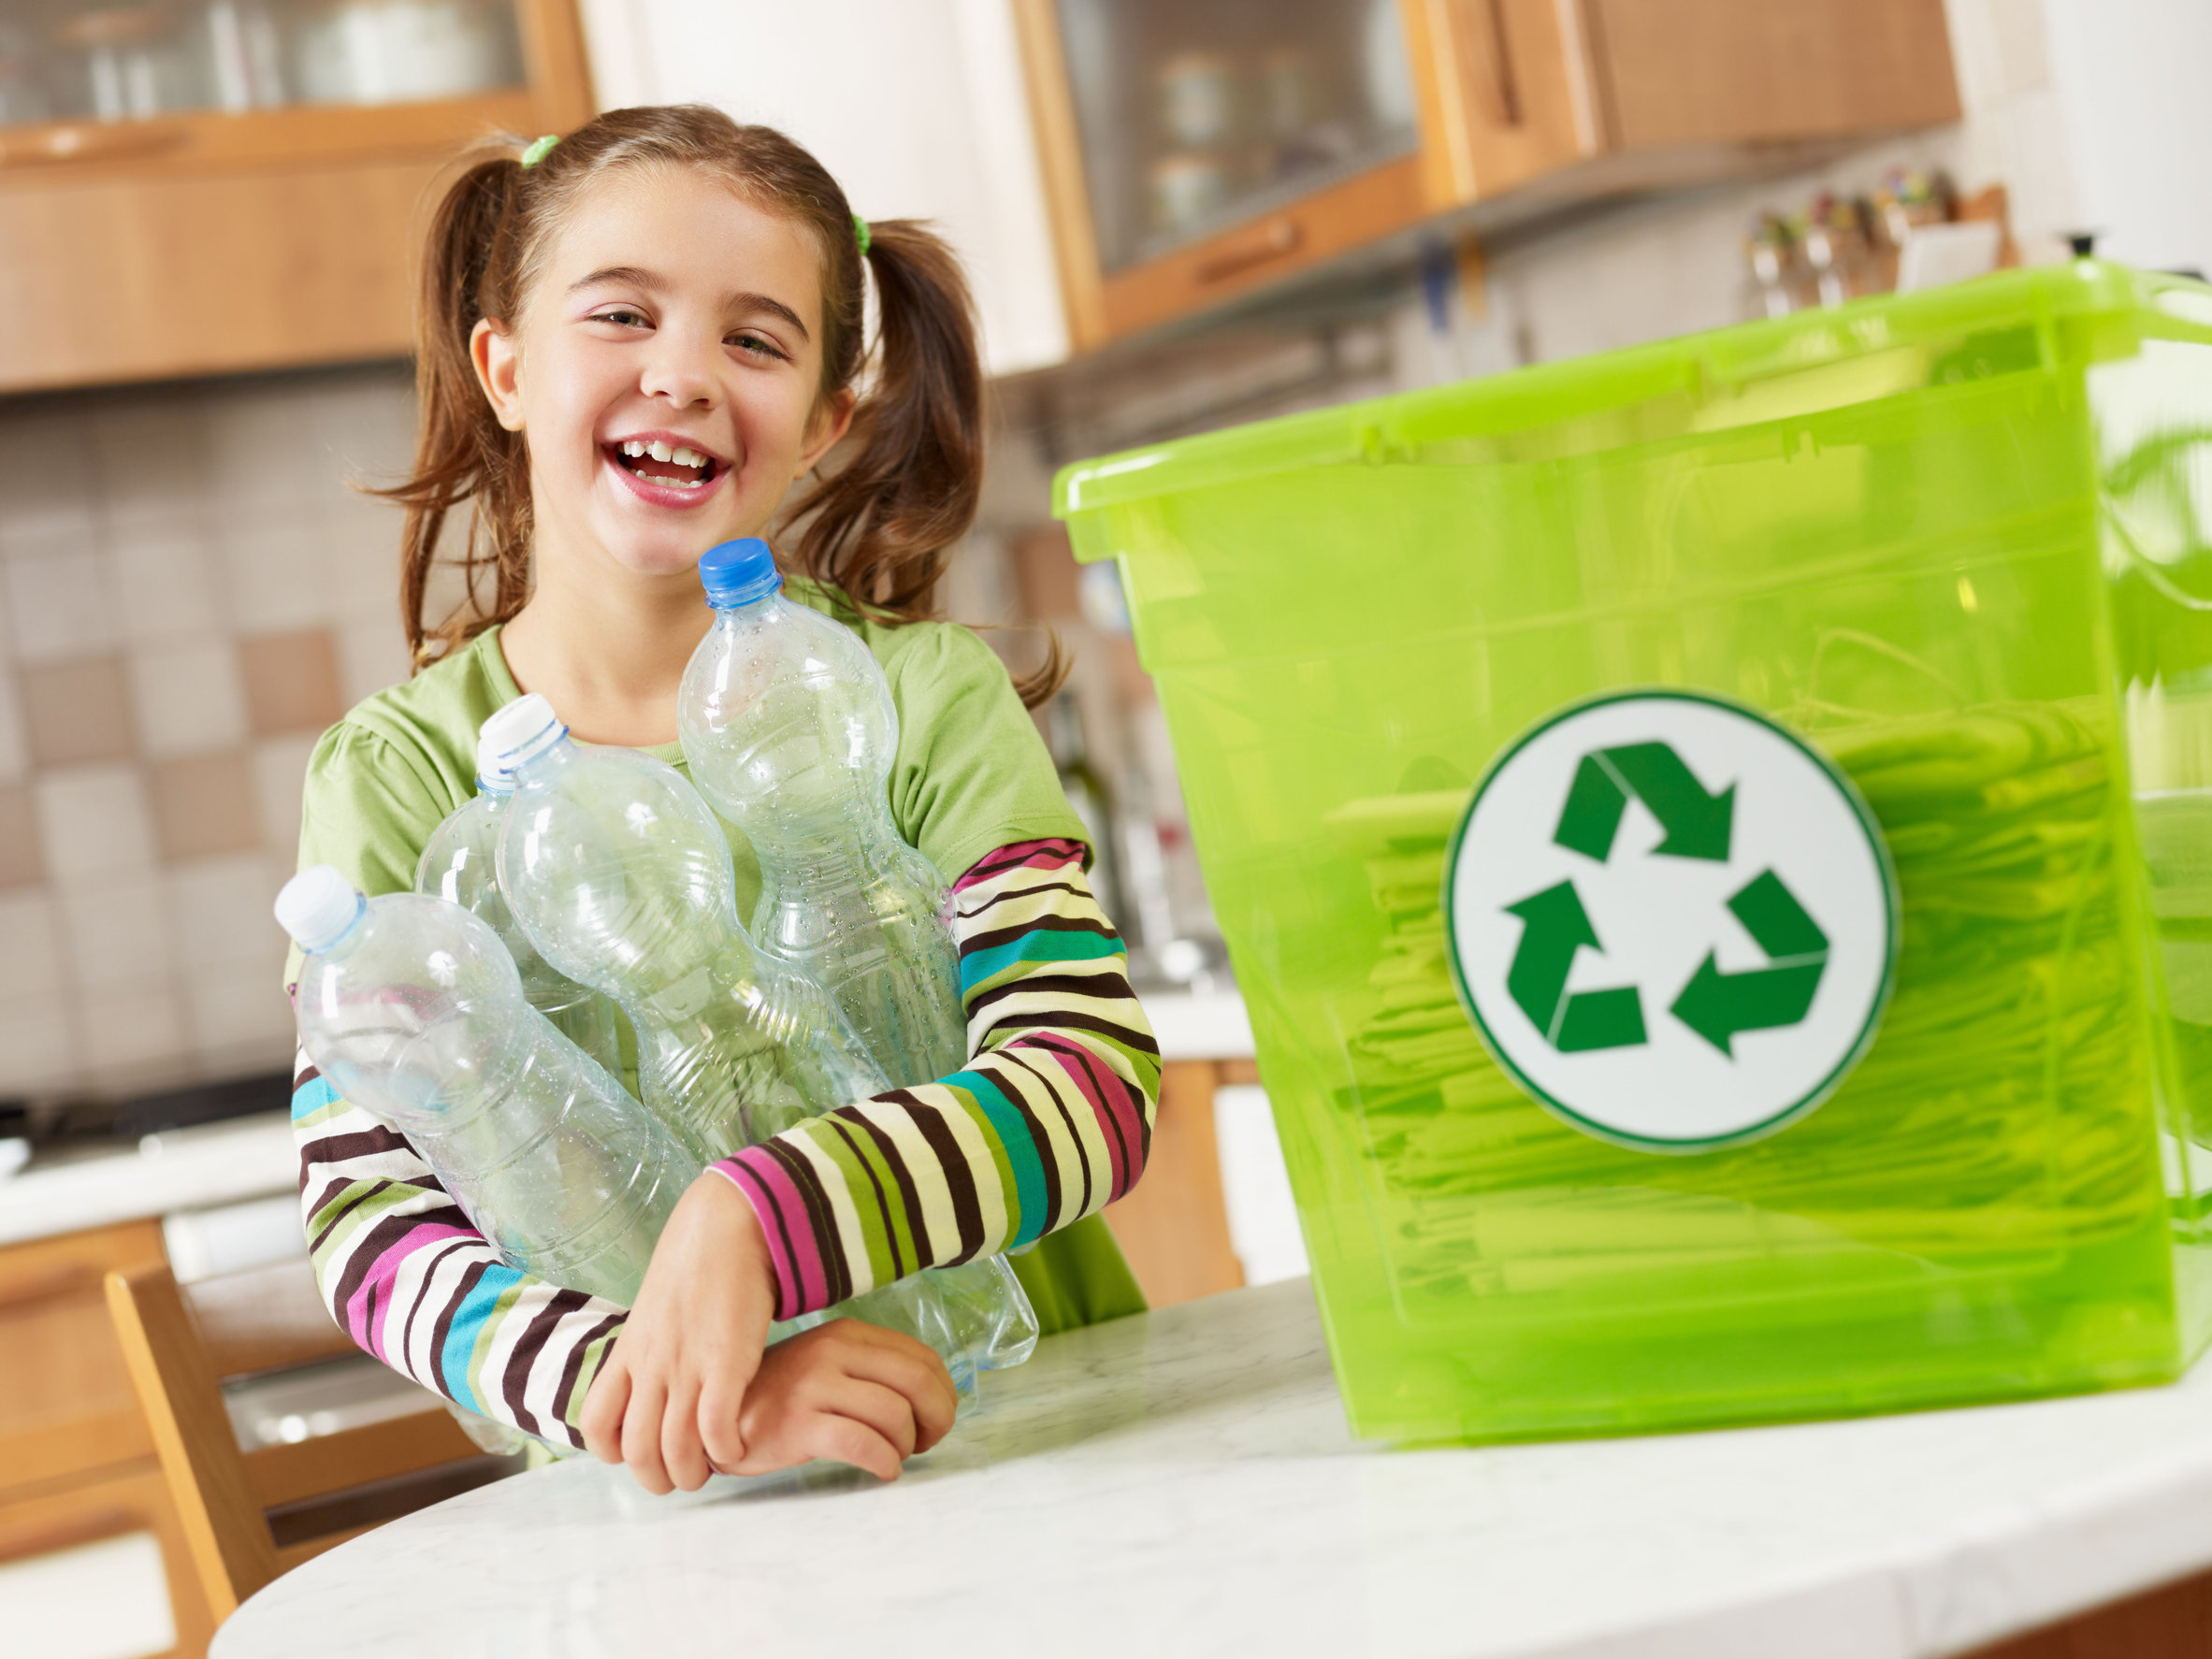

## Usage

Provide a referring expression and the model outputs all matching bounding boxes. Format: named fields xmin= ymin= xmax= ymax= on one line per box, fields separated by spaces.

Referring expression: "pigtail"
xmin=788 ymin=220 xmax=1068 ymax=707
xmin=372 ymin=142 xmax=536 ymax=670
xmin=788 ymin=223 xmax=978 ymax=616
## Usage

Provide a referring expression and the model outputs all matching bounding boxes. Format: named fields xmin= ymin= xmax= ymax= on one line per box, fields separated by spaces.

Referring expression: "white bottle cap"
xmin=478 ymin=693 xmax=567 ymax=781
xmin=275 ymin=865 xmax=364 ymax=954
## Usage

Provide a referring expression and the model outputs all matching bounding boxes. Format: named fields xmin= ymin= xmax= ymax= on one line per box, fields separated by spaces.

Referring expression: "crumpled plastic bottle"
xmin=677 ymin=538 xmax=1039 ymax=1373
xmin=415 ymin=725 xmax=629 ymax=1085
xmin=484 ymin=692 xmax=976 ymax=1392
xmin=278 ymin=865 xmax=694 ymax=1309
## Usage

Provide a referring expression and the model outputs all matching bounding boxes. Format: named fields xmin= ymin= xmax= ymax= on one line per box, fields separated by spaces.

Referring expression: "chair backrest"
xmin=104 ymin=1263 xmax=492 ymax=1623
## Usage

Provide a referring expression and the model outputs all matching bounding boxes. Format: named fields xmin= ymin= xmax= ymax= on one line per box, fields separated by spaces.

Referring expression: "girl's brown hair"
xmin=384 ymin=103 xmax=1063 ymax=703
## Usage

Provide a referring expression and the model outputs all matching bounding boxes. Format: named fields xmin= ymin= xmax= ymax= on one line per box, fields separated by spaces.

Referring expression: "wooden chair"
xmin=103 ymin=1262 xmax=508 ymax=1627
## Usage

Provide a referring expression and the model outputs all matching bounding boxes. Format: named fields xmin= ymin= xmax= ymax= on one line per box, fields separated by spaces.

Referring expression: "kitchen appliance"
xmin=1056 ymin=261 xmax=2212 ymax=1444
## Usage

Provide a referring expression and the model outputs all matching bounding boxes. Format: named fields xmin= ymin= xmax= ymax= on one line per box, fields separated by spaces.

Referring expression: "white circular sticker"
xmin=1445 ymin=690 xmax=1898 ymax=1151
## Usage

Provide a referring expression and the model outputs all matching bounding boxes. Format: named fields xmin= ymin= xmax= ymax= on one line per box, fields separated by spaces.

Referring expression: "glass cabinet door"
xmin=1053 ymin=0 xmax=1421 ymax=274
xmin=0 ymin=0 xmax=526 ymax=129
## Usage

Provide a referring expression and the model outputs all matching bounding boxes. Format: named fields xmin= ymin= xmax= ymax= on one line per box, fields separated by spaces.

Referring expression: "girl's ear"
xmin=795 ymin=386 xmax=857 ymax=480
xmin=471 ymin=317 xmax=527 ymax=433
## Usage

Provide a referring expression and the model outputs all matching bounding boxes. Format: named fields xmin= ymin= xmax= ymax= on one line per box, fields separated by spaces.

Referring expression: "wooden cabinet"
xmin=1403 ymin=0 xmax=1601 ymax=209
xmin=1017 ymin=0 xmax=1960 ymax=350
xmin=0 ymin=1464 xmax=218 ymax=1659
xmin=1582 ymin=0 xmax=1964 ymax=150
xmin=0 ymin=1 xmax=593 ymax=394
xmin=0 ymin=1217 xmax=216 ymax=1659
xmin=0 ymin=1218 xmax=166 ymax=1493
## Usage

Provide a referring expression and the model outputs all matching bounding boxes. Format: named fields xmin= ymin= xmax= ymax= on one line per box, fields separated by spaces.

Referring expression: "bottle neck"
xmin=632 ymin=928 xmax=769 ymax=1022
xmin=710 ymin=591 xmax=788 ymax=631
xmin=511 ymin=730 xmax=580 ymax=788
xmin=303 ymin=897 xmax=369 ymax=962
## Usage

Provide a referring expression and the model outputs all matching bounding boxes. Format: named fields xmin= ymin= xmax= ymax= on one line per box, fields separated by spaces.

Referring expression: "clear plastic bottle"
xmin=484 ymin=693 xmax=885 ymax=1161
xmin=482 ymin=692 xmax=974 ymax=1392
xmin=415 ymin=729 xmax=628 ymax=1086
xmin=277 ymin=865 xmax=696 ymax=1309
xmin=677 ymin=539 xmax=1039 ymax=1373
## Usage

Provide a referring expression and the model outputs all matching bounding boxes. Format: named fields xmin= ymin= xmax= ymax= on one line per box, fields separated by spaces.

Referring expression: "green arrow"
xmin=1504 ymin=881 xmax=1647 ymax=1053
xmin=1728 ymin=869 xmax=1829 ymax=959
xmin=1670 ymin=870 xmax=1829 ymax=1056
xmin=1554 ymin=743 xmax=1736 ymax=863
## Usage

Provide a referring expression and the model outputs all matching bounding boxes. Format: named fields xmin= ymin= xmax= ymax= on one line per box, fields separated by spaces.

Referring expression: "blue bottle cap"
xmin=699 ymin=538 xmax=783 ymax=609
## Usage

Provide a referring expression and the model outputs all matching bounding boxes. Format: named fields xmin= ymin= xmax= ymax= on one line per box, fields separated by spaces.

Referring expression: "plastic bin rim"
xmin=1051 ymin=260 xmax=2212 ymax=535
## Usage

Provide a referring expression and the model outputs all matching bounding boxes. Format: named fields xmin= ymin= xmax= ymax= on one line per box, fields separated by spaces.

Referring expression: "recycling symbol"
xmin=1505 ymin=742 xmax=1830 ymax=1056
xmin=1445 ymin=691 xmax=1897 ymax=1152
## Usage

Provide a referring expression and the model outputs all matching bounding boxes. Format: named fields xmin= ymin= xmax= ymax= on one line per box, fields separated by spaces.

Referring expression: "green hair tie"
xmin=520 ymin=133 xmax=559 ymax=168
xmin=853 ymin=213 xmax=871 ymax=257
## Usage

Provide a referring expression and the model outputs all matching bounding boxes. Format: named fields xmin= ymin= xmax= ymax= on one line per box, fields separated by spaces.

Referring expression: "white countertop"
xmin=212 ymin=1277 xmax=2212 ymax=1659
xmin=1143 ymin=986 xmax=1255 ymax=1060
xmin=0 ymin=1112 xmax=297 ymax=1248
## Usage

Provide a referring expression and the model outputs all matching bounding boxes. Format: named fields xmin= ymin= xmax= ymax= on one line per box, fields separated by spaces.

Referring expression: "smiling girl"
xmin=286 ymin=107 xmax=1157 ymax=1493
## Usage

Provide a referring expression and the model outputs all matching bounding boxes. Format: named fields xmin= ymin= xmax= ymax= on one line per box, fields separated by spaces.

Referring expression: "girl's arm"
xmin=298 ymin=1049 xmax=957 ymax=1480
xmin=291 ymin=1051 xmax=623 ymax=1449
xmin=709 ymin=837 xmax=1160 ymax=1318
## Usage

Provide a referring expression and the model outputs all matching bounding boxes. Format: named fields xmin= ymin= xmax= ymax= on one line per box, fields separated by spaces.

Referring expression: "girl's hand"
xmin=716 ymin=1318 xmax=959 ymax=1482
xmin=581 ymin=1171 xmax=776 ymax=1493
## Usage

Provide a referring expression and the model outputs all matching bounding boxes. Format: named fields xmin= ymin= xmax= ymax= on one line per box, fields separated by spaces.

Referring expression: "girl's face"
xmin=471 ymin=165 xmax=853 ymax=582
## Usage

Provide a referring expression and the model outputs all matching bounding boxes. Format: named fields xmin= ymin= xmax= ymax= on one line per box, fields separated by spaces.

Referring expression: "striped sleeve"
xmin=710 ymin=838 xmax=1160 ymax=1320
xmin=290 ymin=1047 xmax=624 ymax=1450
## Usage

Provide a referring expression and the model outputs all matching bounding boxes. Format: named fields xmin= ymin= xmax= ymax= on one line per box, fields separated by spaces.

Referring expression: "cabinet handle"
xmin=0 ymin=123 xmax=190 ymax=169
xmin=1196 ymin=219 xmax=1306 ymax=285
xmin=1456 ymin=0 xmax=1524 ymax=129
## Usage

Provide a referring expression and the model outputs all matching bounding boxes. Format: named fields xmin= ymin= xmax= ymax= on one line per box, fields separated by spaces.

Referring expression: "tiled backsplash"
xmin=0 ymin=365 xmax=417 ymax=1100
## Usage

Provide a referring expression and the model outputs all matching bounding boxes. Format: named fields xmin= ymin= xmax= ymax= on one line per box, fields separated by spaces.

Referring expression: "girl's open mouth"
xmin=605 ymin=438 xmax=722 ymax=495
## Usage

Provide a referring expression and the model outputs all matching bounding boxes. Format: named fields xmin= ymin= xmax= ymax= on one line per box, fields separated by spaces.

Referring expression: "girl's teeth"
xmin=613 ymin=438 xmax=712 ymax=485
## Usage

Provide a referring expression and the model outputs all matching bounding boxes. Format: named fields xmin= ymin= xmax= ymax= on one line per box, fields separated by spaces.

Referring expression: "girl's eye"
xmin=730 ymin=332 xmax=788 ymax=362
xmin=594 ymin=307 xmax=650 ymax=328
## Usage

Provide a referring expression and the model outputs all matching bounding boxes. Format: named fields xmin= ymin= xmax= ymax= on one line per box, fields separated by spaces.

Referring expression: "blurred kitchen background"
xmin=0 ymin=3 xmax=2206 ymax=1652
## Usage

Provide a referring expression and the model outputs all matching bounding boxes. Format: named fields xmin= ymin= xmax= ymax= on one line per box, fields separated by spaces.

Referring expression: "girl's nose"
xmin=638 ymin=329 xmax=718 ymax=408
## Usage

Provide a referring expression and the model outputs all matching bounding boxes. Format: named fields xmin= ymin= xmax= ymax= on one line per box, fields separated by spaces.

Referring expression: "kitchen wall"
xmin=579 ymin=0 xmax=1070 ymax=377
xmin=2040 ymin=0 xmax=2212 ymax=278
xmin=0 ymin=367 xmax=417 ymax=1100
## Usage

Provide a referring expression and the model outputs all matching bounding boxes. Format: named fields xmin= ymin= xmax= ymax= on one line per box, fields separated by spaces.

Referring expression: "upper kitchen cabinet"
xmin=1018 ymin=0 xmax=1961 ymax=351
xmin=577 ymin=0 xmax=1072 ymax=378
xmin=0 ymin=1 xmax=593 ymax=393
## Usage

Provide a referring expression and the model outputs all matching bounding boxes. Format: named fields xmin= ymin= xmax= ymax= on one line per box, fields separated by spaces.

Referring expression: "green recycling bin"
xmin=1055 ymin=261 xmax=2212 ymax=1444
